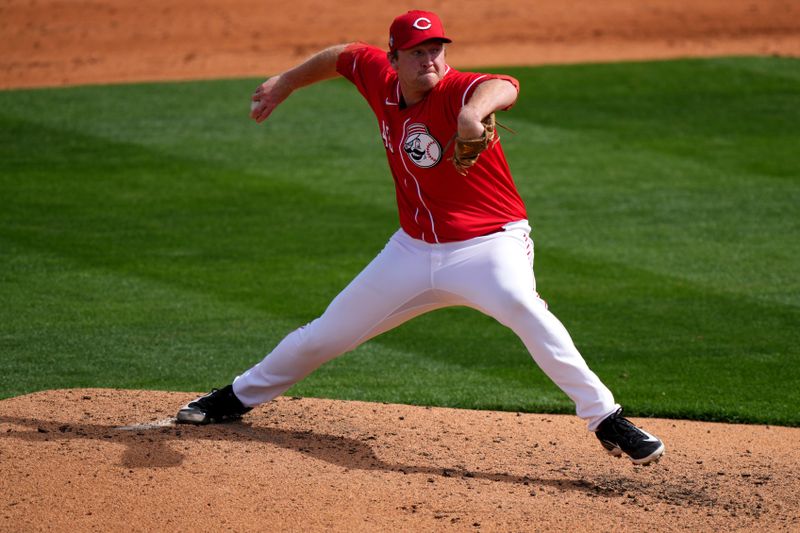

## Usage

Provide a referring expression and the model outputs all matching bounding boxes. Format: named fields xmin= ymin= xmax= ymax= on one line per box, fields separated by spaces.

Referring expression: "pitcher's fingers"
xmin=254 ymin=104 xmax=277 ymax=124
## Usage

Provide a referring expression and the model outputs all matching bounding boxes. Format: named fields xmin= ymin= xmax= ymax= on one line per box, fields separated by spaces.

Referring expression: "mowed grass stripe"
xmin=1 ymin=56 xmax=798 ymax=425
xmin=0 ymin=118 xmax=394 ymax=314
xmin=498 ymin=57 xmax=799 ymax=309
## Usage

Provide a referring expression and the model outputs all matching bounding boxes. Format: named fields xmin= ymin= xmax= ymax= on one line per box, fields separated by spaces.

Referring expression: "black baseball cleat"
xmin=176 ymin=384 xmax=252 ymax=425
xmin=595 ymin=408 xmax=665 ymax=465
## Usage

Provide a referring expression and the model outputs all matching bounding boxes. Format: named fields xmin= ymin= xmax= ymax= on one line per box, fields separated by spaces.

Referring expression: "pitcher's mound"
xmin=1 ymin=389 xmax=798 ymax=531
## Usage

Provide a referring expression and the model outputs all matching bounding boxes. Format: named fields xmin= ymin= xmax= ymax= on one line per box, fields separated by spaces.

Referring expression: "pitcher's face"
xmin=391 ymin=40 xmax=447 ymax=101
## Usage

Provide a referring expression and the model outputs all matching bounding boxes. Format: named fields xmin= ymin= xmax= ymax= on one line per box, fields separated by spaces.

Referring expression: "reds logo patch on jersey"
xmin=403 ymin=123 xmax=442 ymax=168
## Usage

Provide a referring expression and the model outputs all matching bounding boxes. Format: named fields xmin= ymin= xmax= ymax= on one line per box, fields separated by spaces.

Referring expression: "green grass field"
xmin=1 ymin=56 xmax=798 ymax=426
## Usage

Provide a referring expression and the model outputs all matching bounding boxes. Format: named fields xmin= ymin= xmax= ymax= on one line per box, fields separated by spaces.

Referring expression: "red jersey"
xmin=336 ymin=43 xmax=528 ymax=243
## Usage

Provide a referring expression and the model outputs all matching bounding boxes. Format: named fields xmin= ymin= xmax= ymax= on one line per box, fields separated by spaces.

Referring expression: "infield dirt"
xmin=1 ymin=1 xmax=799 ymax=531
xmin=2 ymin=389 xmax=800 ymax=532
xmin=1 ymin=0 xmax=799 ymax=89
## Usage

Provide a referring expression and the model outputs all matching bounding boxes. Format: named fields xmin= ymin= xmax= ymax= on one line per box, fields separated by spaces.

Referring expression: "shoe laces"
xmin=192 ymin=388 xmax=222 ymax=409
xmin=607 ymin=413 xmax=649 ymax=446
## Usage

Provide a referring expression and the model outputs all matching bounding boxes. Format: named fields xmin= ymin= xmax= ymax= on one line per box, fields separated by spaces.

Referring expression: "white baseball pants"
xmin=233 ymin=222 xmax=619 ymax=430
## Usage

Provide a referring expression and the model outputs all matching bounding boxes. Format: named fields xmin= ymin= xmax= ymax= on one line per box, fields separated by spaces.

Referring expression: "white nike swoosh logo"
xmin=640 ymin=429 xmax=660 ymax=443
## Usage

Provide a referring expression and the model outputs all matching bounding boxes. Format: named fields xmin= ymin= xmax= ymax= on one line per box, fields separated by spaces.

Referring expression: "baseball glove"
xmin=451 ymin=113 xmax=497 ymax=174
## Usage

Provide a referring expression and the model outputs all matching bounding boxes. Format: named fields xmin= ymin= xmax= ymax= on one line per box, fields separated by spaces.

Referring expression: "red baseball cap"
xmin=389 ymin=10 xmax=452 ymax=52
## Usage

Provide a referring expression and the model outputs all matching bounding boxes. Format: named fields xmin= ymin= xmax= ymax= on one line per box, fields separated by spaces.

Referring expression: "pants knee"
xmin=292 ymin=319 xmax=352 ymax=362
xmin=489 ymin=293 xmax=540 ymax=327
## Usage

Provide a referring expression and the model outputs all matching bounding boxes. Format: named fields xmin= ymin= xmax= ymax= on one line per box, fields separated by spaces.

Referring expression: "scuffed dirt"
xmin=1 ymin=389 xmax=799 ymax=532
xmin=1 ymin=0 xmax=799 ymax=89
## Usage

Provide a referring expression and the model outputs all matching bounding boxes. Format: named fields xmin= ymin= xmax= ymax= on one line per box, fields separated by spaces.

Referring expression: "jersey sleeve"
xmin=335 ymin=42 xmax=391 ymax=102
xmin=443 ymin=71 xmax=520 ymax=122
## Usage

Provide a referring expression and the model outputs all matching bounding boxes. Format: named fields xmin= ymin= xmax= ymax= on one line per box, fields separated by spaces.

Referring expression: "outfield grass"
xmin=1 ymin=57 xmax=798 ymax=426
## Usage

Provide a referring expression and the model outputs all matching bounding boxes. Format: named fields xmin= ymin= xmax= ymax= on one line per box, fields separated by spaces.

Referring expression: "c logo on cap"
xmin=412 ymin=17 xmax=432 ymax=30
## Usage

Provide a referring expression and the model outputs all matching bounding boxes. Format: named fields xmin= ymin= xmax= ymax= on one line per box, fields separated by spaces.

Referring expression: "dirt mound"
xmin=1 ymin=389 xmax=798 ymax=531
xmin=1 ymin=0 xmax=799 ymax=89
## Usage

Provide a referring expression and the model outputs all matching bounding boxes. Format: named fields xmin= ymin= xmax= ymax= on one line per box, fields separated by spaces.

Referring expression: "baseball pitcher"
xmin=177 ymin=10 xmax=665 ymax=466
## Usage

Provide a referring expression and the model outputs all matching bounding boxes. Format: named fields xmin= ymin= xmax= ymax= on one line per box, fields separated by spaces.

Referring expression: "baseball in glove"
xmin=451 ymin=113 xmax=497 ymax=174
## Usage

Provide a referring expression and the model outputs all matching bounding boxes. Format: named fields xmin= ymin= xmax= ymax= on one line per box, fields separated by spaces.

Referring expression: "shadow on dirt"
xmin=0 ymin=415 xmax=707 ymax=506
